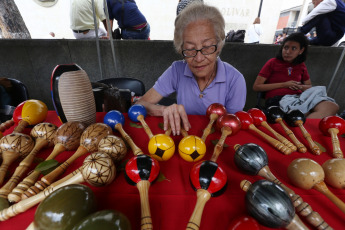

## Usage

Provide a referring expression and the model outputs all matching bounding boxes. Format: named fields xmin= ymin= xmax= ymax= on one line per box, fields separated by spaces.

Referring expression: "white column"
xmin=296 ymin=0 xmax=312 ymax=26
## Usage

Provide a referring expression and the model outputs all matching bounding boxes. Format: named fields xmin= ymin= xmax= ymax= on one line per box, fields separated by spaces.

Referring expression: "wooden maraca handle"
xmin=210 ymin=127 xmax=232 ymax=162
xmin=23 ymin=145 xmax=88 ymax=199
xmin=201 ymin=114 xmax=218 ymax=142
xmin=0 ymin=151 xmax=21 ymax=186
xmin=314 ymin=181 xmax=345 ymax=214
xmin=0 ymin=119 xmax=15 ymax=133
xmin=249 ymin=124 xmax=292 ymax=155
xmin=12 ymin=120 xmax=29 ymax=134
xmin=258 ymin=166 xmax=333 ymax=230
xmin=277 ymin=119 xmax=307 ymax=153
xmin=181 ymin=128 xmax=188 ymax=137
xmin=115 ymin=123 xmax=143 ymax=156
xmin=261 ymin=121 xmax=297 ymax=152
xmin=296 ymin=121 xmax=321 ymax=155
xmin=137 ymin=115 xmax=154 ymax=139
xmin=0 ymin=139 xmax=48 ymax=199
xmin=185 ymin=189 xmax=211 ymax=230
xmin=328 ymin=128 xmax=343 ymax=158
xmin=9 ymin=144 xmax=67 ymax=203
xmin=0 ymin=172 xmax=84 ymax=221
xmin=137 ymin=180 xmax=153 ymax=230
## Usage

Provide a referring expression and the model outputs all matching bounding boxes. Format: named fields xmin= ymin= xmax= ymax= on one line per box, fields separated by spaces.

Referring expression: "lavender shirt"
xmin=153 ymin=58 xmax=247 ymax=115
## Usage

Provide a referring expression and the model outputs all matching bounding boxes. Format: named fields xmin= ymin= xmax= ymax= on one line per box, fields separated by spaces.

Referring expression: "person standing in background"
xmin=176 ymin=0 xmax=203 ymax=15
xmin=246 ymin=17 xmax=263 ymax=44
xmin=106 ymin=0 xmax=150 ymax=40
xmin=70 ymin=0 xmax=108 ymax=39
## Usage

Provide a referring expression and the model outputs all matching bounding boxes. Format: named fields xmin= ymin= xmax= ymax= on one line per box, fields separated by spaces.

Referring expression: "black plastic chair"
xmin=97 ymin=77 xmax=145 ymax=96
xmin=255 ymin=91 xmax=266 ymax=111
xmin=0 ymin=78 xmax=29 ymax=122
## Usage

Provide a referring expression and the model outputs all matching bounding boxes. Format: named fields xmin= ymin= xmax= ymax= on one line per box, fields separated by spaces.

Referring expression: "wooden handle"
xmin=258 ymin=166 xmax=333 ymax=230
xmin=115 ymin=123 xmax=143 ymax=156
xmin=210 ymin=127 xmax=232 ymax=162
xmin=201 ymin=114 xmax=218 ymax=142
xmin=296 ymin=121 xmax=321 ymax=155
xmin=0 ymin=151 xmax=21 ymax=186
xmin=186 ymin=189 xmax=211 ymax=230
xmin=9 ymin=144 xmax=67 ymax=203
xmin=328 ymin=128 xmax=343 ymax=158
xmin=0 ymin=172 xmax=84 ymax=221
xmin=249 ymin=124 xmax=292 ymax=155
xmin=0 ymin=119 xmax=15 ymax=133
xmin=138 ymin=115 xmax=154 ymax=139
xmin=0 ymin=139 xmax=48 ymax=199
xmin=22 ymin=145 xmax=87 ymax=199
xmin=314 ymin=181 xmax=345 ymax=215
xmin=181 ymin=128 xmax=188 ymax=137
xmin=137 ymin=180 xmax=153 ymax=230
xmin=261 ymin=121 xmax=297 ymax=152
xmin=12 ymin=120 xmax=29 ymax=134
xmin=285 ymin=214 xmax=310 ymax=230
xmin=277 ymin=119 xmax=307 ymax=153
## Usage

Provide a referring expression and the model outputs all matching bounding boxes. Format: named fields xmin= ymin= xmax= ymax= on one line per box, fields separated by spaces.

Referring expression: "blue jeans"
xmin=122 ymin=24 xmax=150 ymax=40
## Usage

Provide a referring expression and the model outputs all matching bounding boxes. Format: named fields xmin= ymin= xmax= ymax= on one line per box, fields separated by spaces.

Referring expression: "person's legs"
xmin=307 ymin=101 xmax=339 ymax=118
xmin=308 ymin=15 xmax=343 ymax=46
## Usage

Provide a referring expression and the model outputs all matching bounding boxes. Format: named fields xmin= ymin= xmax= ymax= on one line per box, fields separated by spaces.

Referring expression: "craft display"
xmin=235 ymin=111 xmax=292 ymax=154
xmin=266 ymin=106 xmax=306 ymax=153
xmin=248 ymin=108 xmax=297 ymax=152
xmin=201 ymin=103 xmax=227 ymax=142
xmin=319 ymin=115 xmax=345 ymax=158
xmin=284 ymin=110 xmax=321 ymax=155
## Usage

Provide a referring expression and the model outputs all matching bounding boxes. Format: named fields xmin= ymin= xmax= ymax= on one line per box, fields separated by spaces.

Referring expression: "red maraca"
xmin=319 ymin=116 xmax=345 ymax=158
xmin=235 ymin=111 xmax=292 ymax=155
xmin=248 ymin=108 xmax=297 ymax=152
xmin=212 ymin=114 xmax=241 ymax=162
xmin=187 ymin=160 xmax=227 ymax=229
xmin=125 ymin=154 xmax=160 ymax=230
xmin=12 ymin=100 xmax=48 ymax=133
xmin=201 ymin=103 xmax=227 ymax=142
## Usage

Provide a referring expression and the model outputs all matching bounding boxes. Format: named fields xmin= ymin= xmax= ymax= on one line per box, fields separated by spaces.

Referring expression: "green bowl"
xmin=71 ymin=209 xmax=131 ymax=230
xmin=34 ymin=184 xmax=96 ymax=230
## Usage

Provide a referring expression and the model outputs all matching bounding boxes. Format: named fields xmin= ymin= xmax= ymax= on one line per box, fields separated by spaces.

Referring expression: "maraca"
xmin=266 ymin=106 xmax=306 ymax=153
xmin=248 ymin=108 xmax=297 ymax=152
xmin=0 ymin=133 xmax=34 ymax=185
xmin=284 ymin=110 xmax=321 ymax=155
xmin=125 ymin=154 xmax=160 ymax=230
xmin=319 ymin=115 xmax=345 ymax=158
xmin=9 ymin=121 xmax=86 ymax=203
xmin=241 ymin=180 xmax=308 ymax=229
xmin=98 ymin=135 xmax=127 ymax=163
xmin=0 ymin=123 xmax=57 ymax=200
xmin=128 ymin=104 xmax=154 ymax=139
xmin=23 ymin=123 xmax=112 ymax=198
xmin=186 ymin=160 xmax=227 ymax=229
xmin=0 ymin=152 xmax=116 ymax=221
xmin=104 ymin=110 xmax=143 ymax=156
xmin=234 ymin=143 xmax=332 ymax=230
xmin=235 ymin=111 xmax=292 ymax=155
xmin=12 ymin=100 xmax=48 ymax=133
xmin=211 ymin=114 xmax=241 ymax=162
xmin=201 ymin=103 xmax=227 ymax=142
xmin=323 ymin=158 xmax=345 ymax=189
xmin=0 ymin=119 xmax=15 ymax=136
xmin=128 ymin=105 xmax=175 ymax=161
xmin=178 ymin=130 xmax=206 ymax=162
xmin=288 ymin=158 xmax=345 ymax=214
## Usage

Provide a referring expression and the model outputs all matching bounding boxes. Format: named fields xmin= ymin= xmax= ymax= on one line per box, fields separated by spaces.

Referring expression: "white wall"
xmin=13 ymin=0 xmax=309 ymax=43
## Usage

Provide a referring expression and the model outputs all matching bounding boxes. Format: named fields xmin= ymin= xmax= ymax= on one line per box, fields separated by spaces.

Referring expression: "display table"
xmin=1 ymin=111 xmax=345 ymax=230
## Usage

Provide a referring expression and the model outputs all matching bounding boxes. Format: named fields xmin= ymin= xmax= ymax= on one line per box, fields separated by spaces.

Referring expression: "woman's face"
xmin=282 ymin=41 xmax=304 ymax=63
xmin=182 ymin=20 xmax=219 ymax=79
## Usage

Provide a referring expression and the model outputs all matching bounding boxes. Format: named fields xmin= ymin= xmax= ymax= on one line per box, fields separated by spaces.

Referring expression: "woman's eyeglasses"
xmin=182 ymin=45 xmax=217 ymax=58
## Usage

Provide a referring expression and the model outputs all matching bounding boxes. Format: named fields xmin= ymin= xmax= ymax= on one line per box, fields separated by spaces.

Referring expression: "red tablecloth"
xmin=1 ymin=111 xmax=345 ymax=230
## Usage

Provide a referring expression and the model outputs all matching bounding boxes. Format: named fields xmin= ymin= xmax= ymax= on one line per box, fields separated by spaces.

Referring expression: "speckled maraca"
xmin=104 ymin=110 xmax=143 ymax=156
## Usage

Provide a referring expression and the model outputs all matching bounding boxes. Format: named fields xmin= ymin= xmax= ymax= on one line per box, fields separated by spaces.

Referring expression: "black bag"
xmin=112 ymin=28 xmax=122 ymax=40
xmin=225 ymin=30 xmax=246 ymax=43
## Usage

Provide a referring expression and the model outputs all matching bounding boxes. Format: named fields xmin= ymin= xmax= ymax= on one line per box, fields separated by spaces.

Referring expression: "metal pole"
xmin=91 ymin=0 xmax=103 ymax=79
xmin=258 ymin=0 xmax=263 ymax=17
xmin=103 ymin=0 xmax=119 ymax=78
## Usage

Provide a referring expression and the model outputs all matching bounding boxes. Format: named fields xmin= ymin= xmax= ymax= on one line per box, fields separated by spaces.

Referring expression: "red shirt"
xmin=258 ymin=58 xmax=310 ymax=99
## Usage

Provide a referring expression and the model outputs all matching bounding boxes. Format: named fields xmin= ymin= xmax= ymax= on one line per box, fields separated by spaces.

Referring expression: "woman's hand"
xmin=284 ymin=80 xmax=303 ymax=90
xmin=162 ymin=104 xmax=191 ymax=136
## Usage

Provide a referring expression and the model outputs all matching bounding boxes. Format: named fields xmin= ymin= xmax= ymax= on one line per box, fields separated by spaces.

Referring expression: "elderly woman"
xmin=137 ymin=3 xmax=246 ymax=135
